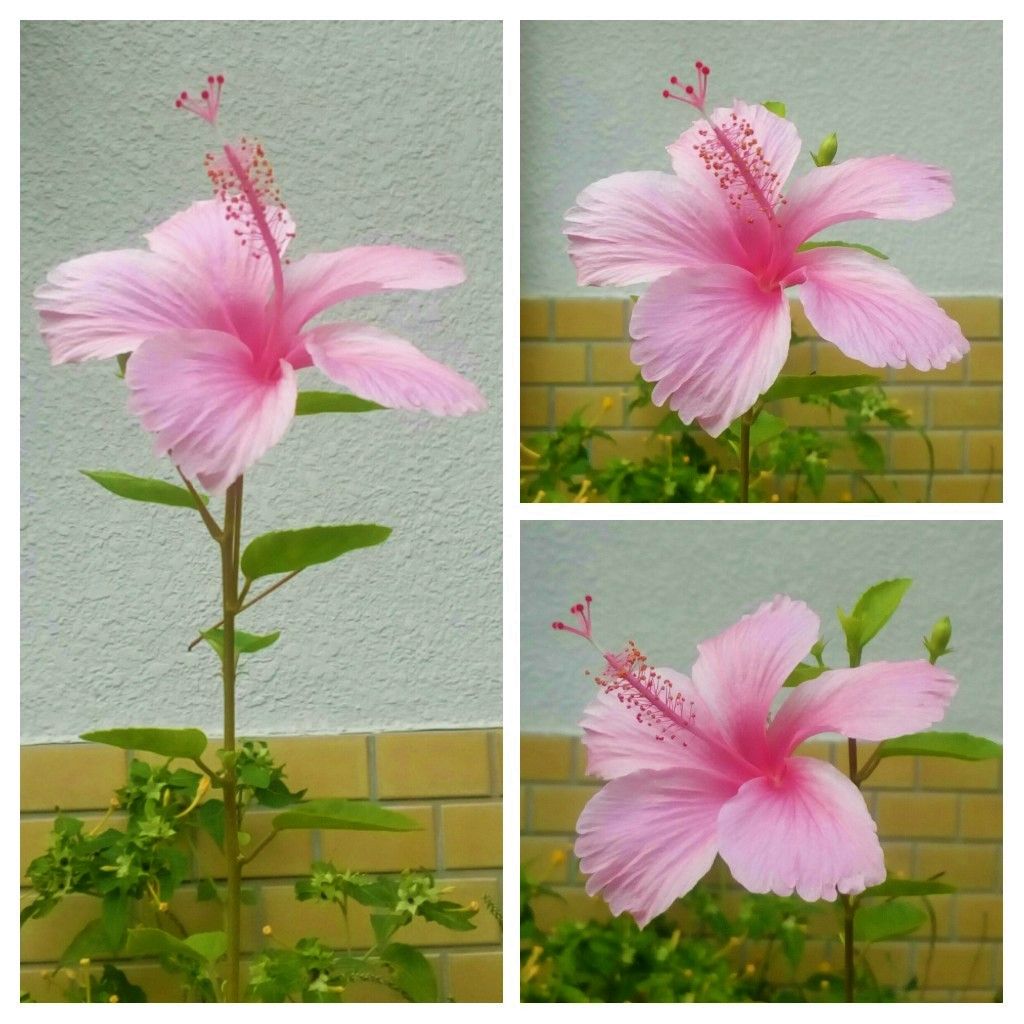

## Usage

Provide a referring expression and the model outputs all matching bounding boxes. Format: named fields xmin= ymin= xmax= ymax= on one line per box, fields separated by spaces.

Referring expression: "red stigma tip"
xmin=201 ymin=90 xmax=209 ymax=99
xmin=695 ymin=60 xmax=704 ymax=69
xmin=585 ymin=595 xmax=592 ymax=603
xmin=703 ymin=65 xmax=711 ymax=74
xmin=207 ymin=75 xmax=215 ymax=83
xmin=553 ymin=622 xmax=565 ymax=630
xmin=662 ymin=89 xmax=670 ymax=98
xmin=217 ymin=75 xmax=225 ymax=83
xmin=685 ymin=85 xmax=694 ymax=94
xmin=175 ymin=99 xmax=182 ymax=108
xmin=670 ymin=75 xmax=679 ymax=84
xmin=180 ymin=91 xmax=188 ymax=99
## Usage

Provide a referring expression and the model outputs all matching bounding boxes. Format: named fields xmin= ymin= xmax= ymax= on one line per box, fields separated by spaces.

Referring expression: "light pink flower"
xmin=36 ymin=75 xmax=485 ymax=494
xmin=564 ymin=61 xmax=968 ymax=435
xmin=553 ymin=595 xmax=956 ymax=926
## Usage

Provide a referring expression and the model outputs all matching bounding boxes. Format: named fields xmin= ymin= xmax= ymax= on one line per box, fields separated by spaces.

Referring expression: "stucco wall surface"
xmin=21 ymin=21 xmax=502 ymax=742
xmin=521 ymin=521 xmax=1002 ymax=739
xmin=521 ymin=20 xmax=1001 ymax=296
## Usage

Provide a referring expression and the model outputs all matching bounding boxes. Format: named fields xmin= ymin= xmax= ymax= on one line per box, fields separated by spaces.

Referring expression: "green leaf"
xmin=201 ymin=629 xmax=280 ymax=658
xmin=851 ymin=431 xmax=885 ymax=473
xmin=418 ymin=900 xmax=477 ymax=931
xmin=273 ymin=799 xmax=421 ymax=833
xmin=862 ymin=878 xmax=956 ymax=898
xmin=61 ymin=919 xmax=120 ymax=965
xmin=874 ymin=731 xmax=1002 ymax=762
xmin=797 ymin=240 xmax=889 ymax=261
xmin=196 ymin=878 xmax=219 ymax=902
xmin=762 ymin=100 xmax=787 ymax=117
xmin=115 ymin=353 xmax=131 ymax=379
xmin=241 ymin=524 xmax=392 ymax=580
xmin=296 ymin=391 xmax=386 ymax=415
xmin=238 ymin=764 xmax=273 ymax=789
xmin=750 ymin=411 xmax=788 ymax=448
xmin=380 ymin=943 xmax=438 ymax=1002
xmin=81 ymin=470 xmax=206 ymax=509
xmin=371 ymin=913 xmax=403 ymax=947
xmin=783 ymin=662 xmax=828 ymax=688
xmin=183 ymin=931 xmax=228 ymax=963
xmin=101 ymin=892 xmax=129 ymax=949
xmin=125 ymin=927 xmax=203 ymax=962
xmin=194 ymin=800 xmax=225 ymax=849
xmin=853 ymin=900 xmax=927 ymax=943
xmin=761 ymin=374 xmax=880 ymax=403
xmin=81 ymin=727 xmax=208 ymax=761
xmin=849 ymin=578 xmax=912 ymax=648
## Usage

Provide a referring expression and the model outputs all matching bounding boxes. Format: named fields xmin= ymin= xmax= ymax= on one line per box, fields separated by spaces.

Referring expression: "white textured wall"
xmin=522 ymin=20 xmax=1002 ymax=296
xmin=21 ymin=21 xmax=502 ymax=743
xmin=521 ymin=521 xmax=1002 ymax=740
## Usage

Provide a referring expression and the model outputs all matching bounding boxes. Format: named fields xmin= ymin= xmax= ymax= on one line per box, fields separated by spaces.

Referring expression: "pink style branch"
xmin=24 ymin=73 xmax=487 ymax=1003
xmin=564 ymin=59 xmax=969 ymax=501
xmin=553 ymin=582 xmax=1000 ymax=1002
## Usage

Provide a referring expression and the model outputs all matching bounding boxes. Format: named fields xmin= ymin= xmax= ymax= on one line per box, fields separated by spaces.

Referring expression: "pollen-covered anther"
xmin=596 ymin=641 xmax=695 ymax=743
xmin=694 ymin=114 xmax=783 ymax=218
xmin=174 ymin=74 xmax=225 ymax=125
xmin=204 ymin=138 xmax=296 ymax=261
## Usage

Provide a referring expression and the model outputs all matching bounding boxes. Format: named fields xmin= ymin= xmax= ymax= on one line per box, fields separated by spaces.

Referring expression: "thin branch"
xmin=240 ymin=829 xmax=278 ymax=866
xmin=176 ymin=466 xmax=223 ymax=542
xmin=187 ymin=569 xmax=303 ymax=651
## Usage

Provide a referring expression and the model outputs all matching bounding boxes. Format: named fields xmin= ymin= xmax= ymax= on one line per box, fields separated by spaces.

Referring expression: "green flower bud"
xmin=812 ymin=131 xmax=838 ymax=167
xmin=924 ymin=616 xmax=953 ymax=662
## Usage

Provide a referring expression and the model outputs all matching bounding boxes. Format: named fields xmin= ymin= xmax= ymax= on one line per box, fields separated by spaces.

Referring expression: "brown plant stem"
xmin=739 ymin=411 xmax=752 ymax=502
xmin=187 ymin=569 xmax=303 ymax=652
xmin=220 ymin=477 xmax=243 ymax=1001
xmin=843 ymin=734 xmax=860 ymax=1002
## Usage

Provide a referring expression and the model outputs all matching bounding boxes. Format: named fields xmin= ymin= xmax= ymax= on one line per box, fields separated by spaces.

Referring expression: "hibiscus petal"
xmin=798 ymin=247 xmax=969 ymax=371
xmin=690 ymin=596 xmax=820 ymax=763
xmin=768 ymin=660 xmax=957 ymax=757
xmin=35 ymin=249 xmax=212 ymax=364
xmin=126 ymin=329 xmax=297 ymax=495
xmin=780 ymin=156 xmax=954 ymax=249
xmin=303 ymin=323 xmax=485 ymax=416
xmin=630 ymin=265 xmax=792 ymax=436
xmin=281 ymin=247 xmax=465 ymax=333
xmin=145 ymin=200 xmax=293 ymax=341
xmin=564 ymin=171 xmax=744 ymax=286
xmin=717 ymin=756 xmax=885 ymax=902
xmin=582 ymin=669 xmax=758 ymax=785
xmin=576 ymin=768 xmax=737 ymax=927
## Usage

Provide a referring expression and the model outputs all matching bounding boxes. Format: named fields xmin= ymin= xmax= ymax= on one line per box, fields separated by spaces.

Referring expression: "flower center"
xmin=663 ymin=60 xmax=784 ymax=225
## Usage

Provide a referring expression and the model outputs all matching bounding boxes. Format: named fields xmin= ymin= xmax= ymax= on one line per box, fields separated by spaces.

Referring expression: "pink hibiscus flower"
xmin=553 ymin=595 xmax=956 ymax=926
xmin=564 ymin=61 xmax=969 ymax=435
xmin=35 ymin=75 xmax=485 ymax=494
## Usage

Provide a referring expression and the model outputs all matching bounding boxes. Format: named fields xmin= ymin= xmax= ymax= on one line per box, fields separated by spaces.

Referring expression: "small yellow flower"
xmin=262 ymin=924 xmax=273 ymax=937
xmin=744 ymin=963 xmax=756 ymax=975
xmin=158 ymin=901 xmax=169 ymax=912
xmin=550 ymin=848 xmax=567 ymax=866
xmin=601 ymin=395 xmax=615 ymax=412
xmin=820 ymin=979 xmax=830 ymax=991
xmin=109 ymin=995 xmax=119 ymax=1004
xmin=770 ymin=493 xmax=780 ymax=502
xmin=682 ymin=455 xmax=690 ymax=464
xmin=469 ymin=901 xmax=479 ymax=912
xmin=841 ymin=490 xmax=853 ymax=502
xmin=79 ymin=957 xmax=91 ymax=967
xmin=818 ymin=961 xmax=832 ymax=973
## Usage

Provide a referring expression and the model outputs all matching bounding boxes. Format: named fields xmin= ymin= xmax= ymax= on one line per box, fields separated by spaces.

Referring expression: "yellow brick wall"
xmin=521 ymin=734 xmax=1002 ymax=1002
xmin=521 ymin=297 xmax=1002 ymax=502
xmin=21 ymin=729 xmax=502 ymax=1003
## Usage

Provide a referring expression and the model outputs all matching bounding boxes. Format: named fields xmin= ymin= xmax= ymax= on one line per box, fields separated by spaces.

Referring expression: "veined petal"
xmin=303 ymin=323 xmax=485 ymax=417
xmin=690 ymin=597 xmax=820 ymax=764
xmin=281 ymin=246 xmax=465 ymax=333
xmin=564 ymin=171 xmax=744 ymax=286
xmin=717 ymin=757 xmax=885 ymax=902
xmin=35 ymin=249 xmax=213 ymax=364
xmin=145 ymin=200 xmax=292 ymax=341
xmin=768 ymin=660 xmax=957 ymax=757
xmin=576 ymin=768 xmax=737 ymax=927
xmin=629 ymin=264 xmax=792 ymax=436
xmin=126 ymin=329 xmax=297 ymax=495
xmin=798 ymin=247 xmax=969 ymax=371
xmin=779 ymin=156 xmax=954 ymax=249
xmin=580 ymin=672 xmax=752 ymax=785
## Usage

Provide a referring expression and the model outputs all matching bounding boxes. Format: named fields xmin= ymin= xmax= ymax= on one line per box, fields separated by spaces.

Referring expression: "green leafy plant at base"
xmin=521 ymin=363 xmax=936 ymax=503
xmin=23 ymin=747 xmax=478 ymax=1002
